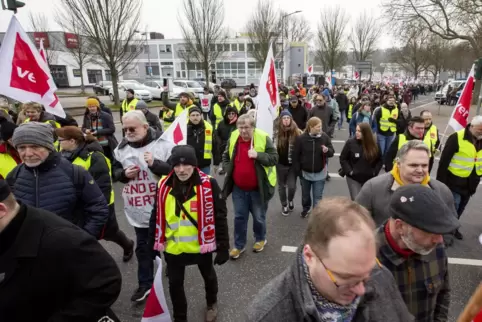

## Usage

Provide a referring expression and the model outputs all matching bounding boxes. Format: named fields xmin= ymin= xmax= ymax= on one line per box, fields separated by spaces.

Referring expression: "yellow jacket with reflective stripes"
xmin=121 ymin=98 xmax=138 ymax=114
xmin=448 ymin=129 xmax=482 ymax=178
xmin=398 ymin=133 xmax=432 ymax=157
xmin=213 ymin=102 xmax=233 ymax=128
xmin=164 ymin=103 xmax=190 ymax=130
xmin=424 ymin=124 xmax=438 ymax=153
xmin=379 ymin=107 xmax=398 ymax=132
xmin=0 ymin=152 xmax=18 ymax=179
xmin=72 ymin=151 xmax=115 ymax=205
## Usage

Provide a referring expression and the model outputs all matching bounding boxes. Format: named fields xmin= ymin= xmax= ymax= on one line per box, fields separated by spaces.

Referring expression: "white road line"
xmin=410 ymin=100 xmax=436 ymax=111
xmin=332 ymin=140 xmax=346 ymax=143
xmin=280 ymin=247 xmax=482 ymax=266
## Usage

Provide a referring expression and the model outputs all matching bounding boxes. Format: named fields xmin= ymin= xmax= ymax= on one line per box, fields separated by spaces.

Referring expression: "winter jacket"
xmin=396 ymin=111 xmax=412 ymax=134
xmin=245 ymin=248 xmax=413 ymax=322
xmin=373 ymin=103 xmax=399 ymax=136
xmin=82 ymin=111 xmax=118 ymax=152
xmin=144 ymin=109 xmax=163 ymax=133
xmin=335 ymin=92 xmax=349 ymax=111
xmin=214 ymin=106 xmax=238 ymax=166
xmin=356 ymin=173 xmax=456 ymax=226
xmin=340 ymin=138 xmax=382 ymax=185
xmin=349 ymin=111 xmax=375 ymax=136
xmin=0 ymin=204 xmax=121 ymax=322
xmin=292 ymin=132 xmax=334 ymax=174
xmin=288 ymin=102 xmax=308 ymax=130
xmin=437 ymin=125 xmax=482 ymax=197
xmin=384 ymin=130 xmax=424 ymax=171
xmin=6 ymin=152 xmax=109 ymax=238
xmin=99 ymin=102 xmax=113 ymax=115
xmin=187 ymin=121 xmax=212 ymax=168
xmin=308 ymin=103 xmax=335 ymax=135
xmin=54 ymin=112 xmax=78 ymax=127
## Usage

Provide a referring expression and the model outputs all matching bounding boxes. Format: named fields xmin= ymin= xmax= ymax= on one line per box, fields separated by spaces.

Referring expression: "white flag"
xmin=141 ymin=257 xmax=172 ymax=322
xmin=0 ymin=16 xmax=65 ymax=117
xmin=256 ymin=44 xmax=280 ymax=138
xmin=160 ymin=108 xmax=188 ymax=145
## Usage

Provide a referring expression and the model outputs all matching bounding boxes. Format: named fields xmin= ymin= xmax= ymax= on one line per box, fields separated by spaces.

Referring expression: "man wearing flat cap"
xmin=377 ymin=184 xmax=460 ymax=322
xmin=0 ymin=180 xmax=122 ymax=321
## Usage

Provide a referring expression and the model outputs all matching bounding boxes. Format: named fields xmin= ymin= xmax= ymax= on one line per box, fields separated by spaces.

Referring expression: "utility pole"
xmin=281 ymin=10 xmax=302 ymax=85
xmin=135 ymin=29 xmax=152 ymax=79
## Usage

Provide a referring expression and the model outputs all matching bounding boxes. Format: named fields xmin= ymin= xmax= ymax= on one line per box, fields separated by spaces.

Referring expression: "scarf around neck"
xmin=390 ymin=163 xmax=430 ymax=187
xmin=154 ymin=169 xmax=216 ymax=254
xmin=300 ymin=252 xmax=360 ymax=322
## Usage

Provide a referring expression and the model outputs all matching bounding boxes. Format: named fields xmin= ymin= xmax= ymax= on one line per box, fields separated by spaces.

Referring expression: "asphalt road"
xmin=74 ymin=95 xmax=482 ymax=322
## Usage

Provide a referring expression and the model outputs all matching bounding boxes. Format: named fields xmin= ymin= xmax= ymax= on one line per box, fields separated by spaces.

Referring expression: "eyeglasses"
xmin=123 ymin=127 xmax=137 ymax=133
xmin=314 ymin=251 xmax=382 ymax=290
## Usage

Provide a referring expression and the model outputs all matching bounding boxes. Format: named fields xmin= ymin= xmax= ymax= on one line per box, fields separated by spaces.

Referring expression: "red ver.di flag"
xmin=141 ymin=257 xmax=172 ymax=322
xmin=449 ymin=64 xmax=475 ymax=132
xmin=0 ymin=16 xmax=65 ymax=118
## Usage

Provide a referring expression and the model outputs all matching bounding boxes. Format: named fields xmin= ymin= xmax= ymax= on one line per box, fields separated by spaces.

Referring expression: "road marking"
xmin=410 ymin=100 xmax=436 ymax=111
xmin=332 ymin=140 xmax=346 ymax=143
xmin=281 ymin=247 xmax=482 ymax=266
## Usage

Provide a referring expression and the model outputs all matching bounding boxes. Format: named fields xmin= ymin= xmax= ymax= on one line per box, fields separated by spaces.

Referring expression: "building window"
xmin=239 ymin=43 xmax=245 ymax=51
xmin=159 ymin=44 xmax=172 ymax=53
xmin=223 ymin=43 xmax=230 ymax=51
xmin=144 ymin=45 xmax=150 ymax=54
xmin=210 ymin=44 xmax=216 ymax=52
xmin=176 ymin=71 xmax=181 ymax=78
xmin=87 ymin=69 xmax=103 ymax=83
xmin=105 ymin=70 xmax=112 ymax=81
xmin=216 ymin=44 xmax=223 ymax=51
xmin=247 ymin=43 xmax=253 ymax=51
xmin=145 ymin=65 xmax=160 ymax=76
xmin=231 ymin=44 xmax=237 ymax=51
xmin=72 ymin=69 xmax=81 ymax=78
xmin=160 ymin=61 xmax=173 ymax=66
xmin=166 ymin=44 xmax=172 ymax=52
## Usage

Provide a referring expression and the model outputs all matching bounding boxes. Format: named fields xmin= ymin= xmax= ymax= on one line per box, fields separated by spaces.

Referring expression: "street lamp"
xmin=281 ymin=10 xmax=302 ymax=84
xmin=135 ymin=29 xmax=152 ymax=79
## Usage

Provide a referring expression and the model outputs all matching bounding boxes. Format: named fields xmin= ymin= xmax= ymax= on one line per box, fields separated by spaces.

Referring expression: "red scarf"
xmin=384 ymin=222 xmax=415 ymax=258
xmin=154 ymin=169 xmax=216 ymax=254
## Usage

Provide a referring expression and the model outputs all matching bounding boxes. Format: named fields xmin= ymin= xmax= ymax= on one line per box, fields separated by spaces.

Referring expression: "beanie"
xmin=189 ymin=106 xmax=202 ymax=115
xmin=280 ymin=110 xmax=292 ymax=118
xmin=135 ymin=100 xmax=148 ymax=110
xmin=169 ymin=145 xmax=197 ymax=167
xmin=126 ymin=89 xmax=135 ymax=95
xmin=0 ymin=120 xmax=17 ymax=141
xmin=12 ymin=122 xmax=55 ymax=151
xmin=218 ymin=91 xmax=227 ymax=99
xmin=86 ymin=98 xmax=100 ymax=107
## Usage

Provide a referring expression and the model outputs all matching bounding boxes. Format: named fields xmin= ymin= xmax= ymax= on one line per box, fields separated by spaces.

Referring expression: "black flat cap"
xmin=389 ymin=184 xmax=460 ymax=235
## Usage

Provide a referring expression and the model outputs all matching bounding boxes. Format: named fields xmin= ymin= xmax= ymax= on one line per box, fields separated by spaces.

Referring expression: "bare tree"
xmin=245 ymin=0 xmax=281 ymax=64
xmin=179 ymin=0 xmax=227 ymax=86
xmin=282 ymin=12 xmax=311 ymax=43
xmin=177 ymin=45 xmax=199 ymax=80
xmin=424 ymin=35 xmax=451 ymax=82
xmin=391 ymin=26 xmax=429 ymax=80
xmin=58 ymin=0 xmax=143 ymax=105
xmin=316 ymin=6 xmax=349 ymax=74
xmin=27 ymin=12 xmax=58 ymax=68
xmin=445 ymin=42 xmax=476 ymax=77
xmin=349 ymin=11 xmax=382 ymax=61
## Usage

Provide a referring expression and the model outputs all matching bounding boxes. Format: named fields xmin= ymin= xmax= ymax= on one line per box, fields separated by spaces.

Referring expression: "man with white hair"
xmin=436 ymin=115 xmax=482 ymax=240
xmin=113 ymin=110 xmax=174 ymax=302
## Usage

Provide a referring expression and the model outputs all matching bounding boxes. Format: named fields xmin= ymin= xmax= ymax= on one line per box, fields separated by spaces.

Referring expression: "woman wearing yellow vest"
xmin=22 ymin=101 xmax=60 ymax=129
xmin=55 ymin=126 xmax=135 ymax=262
xmin=0 ymin=120 xmax=21 ymax=180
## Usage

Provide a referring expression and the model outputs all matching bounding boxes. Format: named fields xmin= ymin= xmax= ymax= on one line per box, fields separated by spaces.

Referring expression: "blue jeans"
xmin=134 ymin=227 xmax=154 ymax=288
xmin=338 ymin=112 xmax=345 ymax=129
xmin=377 ymin=134 xmax=395 ymax=157
xmin=452 ymin=191 xmax=471 ymax=219
xmin=300 ymin=177 xmax=325 ymax=212
xmin=232 ymin=185 xmax=268 ymax=249
xmin=200 ymin=166 xmax=210 ymax=175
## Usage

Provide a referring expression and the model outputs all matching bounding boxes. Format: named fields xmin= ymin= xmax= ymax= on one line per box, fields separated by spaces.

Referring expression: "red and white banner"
xmin=64 ymin=32 xmax=79 ymax=49
xmin=307 ymin=64 xmax=313 ymax=75
xmin=449 ymin=64 xmax=474 ymax=132
xmin=142 ymin=257 xmax=172 ymax=322
xmin=160 ymin=108 xmax=188 ymax=145
xmin=354 ymin=71 xmax=360 ymax=80
xmin=256 ymin=43 xmax=280 ymax=138
xmin=0 ymin=16 xmax=65 ymax=117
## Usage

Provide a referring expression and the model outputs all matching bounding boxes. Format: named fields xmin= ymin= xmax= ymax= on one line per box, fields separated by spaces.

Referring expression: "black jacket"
xmin=112 ymin=128 xmax=171 ymax=183
xmin=288 ymin=103 xmax=308 ymax=130
xmin=187 ymin=120 xmax=211 ymax=168
xmin=437 ymin=125 xmax=482 ymax=196
xmin=144 ymin=109 xmax=163 ymax=133
xmin=396 ymin=111 xmax=412 ymax=134
xmin=82 ymin=111 xmax=118 ymax=152
xmin=384 ymin=130 xmax=422 ymax=171
xmin=340 ymin=138 xmax=383 ymax=184
xmin=54 ymin=112 xmax=78 ymax=127
xmin=335 ymin=92 xmax=349 ymax=111
xmin=148 ymin=170 xmax=230 ymax=254
xmin=214 ymin=106 xmax=238 ymax=166
xmin=6 ymin=152 xmax=109 ymax=238
xmin=0 ymin=204 xmax=121 ymax=322
xmin=292 ymin=132 xmax=334 ymax=174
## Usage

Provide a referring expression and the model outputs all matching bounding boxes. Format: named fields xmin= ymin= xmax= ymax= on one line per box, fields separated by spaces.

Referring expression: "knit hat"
xmin=289 ymin=95 xmax=298 ymax=102
xmin=179 ymin=92 xmax=191 ymax=99
xmin=0 ymin=180 xmax=11 ymax=202
xmin=0 ymin=120 xmax=17 ymax=141
xmin=135 ymin=100 xmax=148 ymax=110
xmin=322 ymin=88 xmax=331 ymax=97
xmin=189 ymin=106 xmax=202 ymax=115
xmin=280 ymin=110 xmax=292 ymax=118
xmin=126 ymin=89 xmax=135 ymax=95
xmin=389 ymin=184 xmax=460 ymax=235
xmin=12 ymin=122 xmax=55 ymax=151
xmin=169 ymin=145 xmax=197 ymax=167
xmin=86 ymin=98 xmax=100 ymax=107
xmin=218 ymin=91 xmax=227 ymax=99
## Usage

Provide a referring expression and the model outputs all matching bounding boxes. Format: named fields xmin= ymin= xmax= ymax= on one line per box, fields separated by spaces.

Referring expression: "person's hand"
xmin=85 ymin=129 xmax=91 ymax=134
xmin=214 ymin=250 xmax=229 ymax=265
xmin=321 ymin=145 xmax=328 ymax=153
xmin=144 ymin=152 xmax=154 ymax=167
xmin=248 ymin=149 xmax=257 ymax=159
xmin=125 ymin=166 xmax=140 ymax=179
xmin=388 ymin=117 xmax=396 ymax=123
xmin=91 ymin=131 xmax=97 ymax=135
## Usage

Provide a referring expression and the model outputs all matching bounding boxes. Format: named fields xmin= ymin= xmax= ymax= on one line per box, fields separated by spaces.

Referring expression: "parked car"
xmin=171 ymin=80 xmax=204 ymax=99
xmin=221 ymin=78 xmax=237 ymax=89
xmin=143 ymin=80 xmax=164 ymax=99
xmin=110 ymin=83 xmax=152 ymax=102
xmin=434 ymin=80 xmax=465 ymax=104
xmin=93 ymin=81 xmax=112 ymax=95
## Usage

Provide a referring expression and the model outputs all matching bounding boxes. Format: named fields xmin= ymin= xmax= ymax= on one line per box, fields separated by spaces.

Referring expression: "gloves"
xmin=214 ymin=250 xmax=229 ymax=265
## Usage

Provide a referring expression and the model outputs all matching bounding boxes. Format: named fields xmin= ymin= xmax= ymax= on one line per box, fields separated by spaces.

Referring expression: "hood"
xmin=223 ymin=105 xmax=238 ymax=123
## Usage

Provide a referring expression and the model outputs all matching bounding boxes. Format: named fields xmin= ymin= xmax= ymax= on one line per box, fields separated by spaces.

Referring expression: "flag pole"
xmin=457 ymin=283 xmax=482 ymax=322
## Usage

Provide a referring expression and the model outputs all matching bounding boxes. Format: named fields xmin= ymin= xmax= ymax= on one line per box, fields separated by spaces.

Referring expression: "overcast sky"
xmin=0 ymin=0 xmax=392 ymax=48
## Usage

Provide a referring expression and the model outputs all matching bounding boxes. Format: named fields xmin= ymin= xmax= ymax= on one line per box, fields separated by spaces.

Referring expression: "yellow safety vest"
xmin=347 ymin=104 xmax=353 ymax=119
xmin=424 ymin=124 xmax=438 ymax=153
xmin=398 ymin=133 xmax=432 ymax=158
xmin=121 ymin=98 xmax=138 ymax=114
xmin=159 ymin=179 xmax=205 ymax=255
xmin=0 ymin=153 xmax=18 ymax=179
xmin=72 ymin=151 xmax=115 ymax=205
xmin=203 ymin=121 xmax=213 ymax=159
xmin=164 ymin=103 xmax=189 ymax=130
xmin=213 ymin=102 xmax=233 ymax=128
xmin=233 ymin=99 xmax=241 ymax=112
xmin=228 ymin=129 xmax=277 ymax=187
xmin=379 ymin=107 xmax=398 ymax=132
xmin=25 ymin=118 xmax=61 ymax=150
xmin=448 ymin=130 xmax=482 ymax=177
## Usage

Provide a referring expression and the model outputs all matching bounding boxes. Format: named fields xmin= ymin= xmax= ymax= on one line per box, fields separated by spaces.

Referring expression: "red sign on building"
xmin=64 ymin=33 xmax=79 ymax=49
xmin=33 ymin=32 xmax=49 ymax=48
